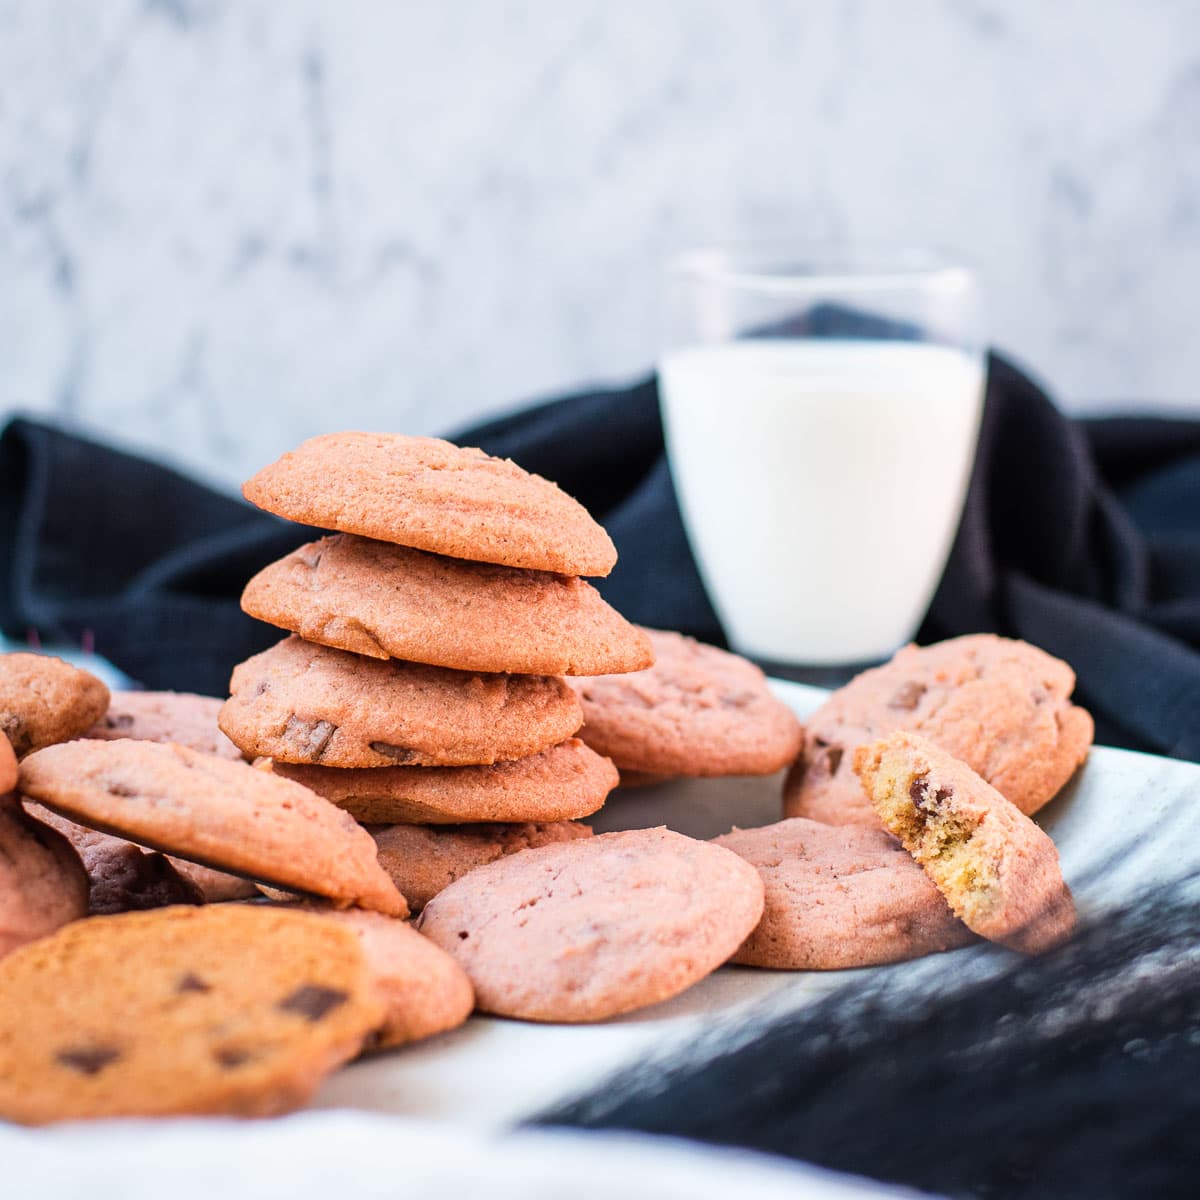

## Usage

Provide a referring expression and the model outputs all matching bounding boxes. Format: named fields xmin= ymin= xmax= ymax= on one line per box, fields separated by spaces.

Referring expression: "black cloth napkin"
xmin=2 ymin=351 xmax=1199 ymax=757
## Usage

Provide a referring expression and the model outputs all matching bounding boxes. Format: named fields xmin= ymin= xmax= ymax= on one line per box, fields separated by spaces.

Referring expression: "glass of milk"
xmin=659 ymin=245 xmax=984 ymax=672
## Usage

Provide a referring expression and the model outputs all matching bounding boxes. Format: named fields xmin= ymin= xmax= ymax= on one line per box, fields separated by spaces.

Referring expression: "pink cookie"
xmin=713 ymin=818 xmax=972 ymax=969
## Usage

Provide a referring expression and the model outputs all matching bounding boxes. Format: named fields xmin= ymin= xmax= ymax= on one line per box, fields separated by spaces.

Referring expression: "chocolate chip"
xmin=57 ymin=1045 xmax=121 ymax=1075
xmin=825 ymin=746 xmax=843 ymax=776
xmin=283 ymin=716 xmax=337 ymax=760
xmin=107 ymin=781 xmax=140 ymax=798
xmin=104 ymin=713 xmax=137 ymax=730
xmin=889 ymin=681 xmax=927 ymax=711
xmin=1 ymin=713 xmax=30 ymax=757
xmin=278 ymin=984 xmax=349 ymax=1022
xmin=909 ymin=777 xmax=930 ymax=809
xmin=177 ymin=972 xmax=211 ymax=994
xmin=458 ymin=931 xmax=469 ymax=940
xmin=213 ymin=1045 xmax=253 ymax=1069
xmin=370 ymin=742 xmax=421 ymax=764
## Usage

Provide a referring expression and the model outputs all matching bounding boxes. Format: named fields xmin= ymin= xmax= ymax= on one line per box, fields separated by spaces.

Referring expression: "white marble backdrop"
xmin=1 ymin=0 xmax=1198 ymax=487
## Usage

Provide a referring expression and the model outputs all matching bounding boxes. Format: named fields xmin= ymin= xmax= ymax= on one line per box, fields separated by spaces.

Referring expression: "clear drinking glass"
xmin=659 ymin=245 xmax=984 ymax=676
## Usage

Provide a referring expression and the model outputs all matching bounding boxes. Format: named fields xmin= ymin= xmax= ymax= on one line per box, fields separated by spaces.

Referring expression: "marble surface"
xmin=1 ymin=0 xmax=1199 ymax=488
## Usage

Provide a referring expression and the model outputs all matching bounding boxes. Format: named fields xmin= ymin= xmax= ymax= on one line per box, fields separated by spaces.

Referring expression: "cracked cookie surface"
xmin=242 ymin=432 xmax=617 ymax=576
xmin=19 ymin=738 xmax=406 ymax=916
xmin=0 ymin=905 xmax=384 ymax=1123
xmin=417 ymin=827 xmax=764 ymax=1022
xmin=784 ymin=635 xmax=1093 ymax=827
xmin=567 ymin=628 xmax=803 ymax=777
xmin=242 ymin=534 xmax=651 ymax=676
xmin=220 ymin=636 xmax=582 ymax=768
xmin=712 ymin=817 xmax=972 ymax=969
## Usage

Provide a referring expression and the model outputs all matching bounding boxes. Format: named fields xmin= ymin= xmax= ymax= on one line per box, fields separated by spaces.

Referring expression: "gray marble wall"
xmin=2 ymin=0 xmax=1198 ymax=487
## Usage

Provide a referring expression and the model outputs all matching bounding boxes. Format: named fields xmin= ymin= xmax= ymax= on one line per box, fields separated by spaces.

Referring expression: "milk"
xmin=658 ymin=340 xmax=984 ymax=664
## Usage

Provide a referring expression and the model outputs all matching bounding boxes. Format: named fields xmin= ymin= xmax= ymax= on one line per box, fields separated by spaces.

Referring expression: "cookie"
xmin=85 ymin=691 xmax=243 ymax=761
xmin=241 ymin=534 xmax=652 ymax=676
xmin=370 ymin=820 xmax=593 ymax=912
xmin=19 ymin=739 xmax=406 ymax=916
xmin=170 ymin=860 xmax=262 ymax=903
xmin=0 ymin=798 xmax=89 ymax=959
xmin=220 ymin=636 xmax=582 ymax=768
xmin=242 ymin=432 xmax=617 ymax=577
xmin=0 ymin=905 xmax=385 ymax=1123
xmin=0 ymin=652 xmax=110 ymax=757
xmin=266 ymin=738 xmax=617 ymax=825
xmin=784 ymin=635 xmax=1094 ymax=827
xmin=854 ymin=731 xmax=1077 ymax=954
xmin=568 ymin=628 xmax=803 ymax=777
xmin=0 ymin=732 xmax=16 ymax=793
xmin=417 ymin=827 xmax=764 ymax=1022
xmin=272 ymin=905 xmax=474 ymax=1049
xmin=25 ymin=802 xmax=204 ymax=914
xmin=712 ymin=818 xmax=973 ymax=969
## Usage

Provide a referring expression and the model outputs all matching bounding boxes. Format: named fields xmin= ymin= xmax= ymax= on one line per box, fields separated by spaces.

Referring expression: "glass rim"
xmin=667 ymin=243 xmax=975 ymax=294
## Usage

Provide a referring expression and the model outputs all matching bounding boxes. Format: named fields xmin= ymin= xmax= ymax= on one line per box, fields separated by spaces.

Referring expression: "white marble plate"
xmin=311 ymin=679 xmax=1200 ymax=1126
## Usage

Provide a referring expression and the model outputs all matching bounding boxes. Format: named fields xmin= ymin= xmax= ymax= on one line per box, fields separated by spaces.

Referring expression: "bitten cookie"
xmin=242 ymin=432 xmax=617 ymax=576
xmin=417 ymin=827 xmax=764 ymax=1022
xmin=273 ymin=905 xmax=474 ymax=1049
xmin=19 ymin=739 xmax=406 ymax=916
xmin=712 ymin=818 xmax=973 ymax=969
xmin=25 ymin=802 xmax=204 ymax=915
xmin=85 ymin=691 xmax=244 ymax=761
xmin=854 ymin=731 xmax=1077 ymax=954
xmin=220 ymin=636 xmax=582 ymax=768
xmin=242 ymin=535 xmax=652 ymax=676
xmin=0 ymin=906 xmax=385 ymax=1124
xmin=266 ymin=738 xmax=616 ymax=825
xmin=567 ymin=628 xmax=803 ymax=777
xmin=370 ymin=821 xmax=593 ymax=912
xmin=784 ymin=635 xmax=1094 ymax=827
xmin=0 ymin=652 xmax=110 ymax=757
xmin=0 ymin=798 xmax=89 ymax=958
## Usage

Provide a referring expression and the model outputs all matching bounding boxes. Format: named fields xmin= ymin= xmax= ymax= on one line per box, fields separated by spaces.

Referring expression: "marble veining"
xmin=1 ymin=0 xmax=1198 ymax=488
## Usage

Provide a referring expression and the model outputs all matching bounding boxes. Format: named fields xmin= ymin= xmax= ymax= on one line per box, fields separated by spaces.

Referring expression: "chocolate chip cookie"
xmin=417 ymin=827 xmax=764 ymax=1022
xmin=785 ymin=635 xmax=1093 ymax=827
xmin=242 ymin=432 xmax=617 ymax=576
xmin=568 ymin=628 xmax=803 ymax=777
xmin=0 ymin=652 xmax=110 ymax=757
xmin=19 ymin=739 xmax=406 ymax=916
xmin=0 ymin=905 xmax=385 ymax=1123
xmin=241 ymin=535 xmax=652 ymax=676
xmin=266 ymin=738 xmax=616 ymax=824
xmin=85 ymin=690 xmax=243 ymax=761
xmin=855 ymin=731 xmax=1077 ymax=954
xmin=370 ymin=820 xmax=593 ymax=911
xmin=24 ymin=802 xmax=204 ymax=914
xmin=712 ymin=817 xmax=973 ymax=969
xmin=220 ymin=636 xmax=582 ymax=768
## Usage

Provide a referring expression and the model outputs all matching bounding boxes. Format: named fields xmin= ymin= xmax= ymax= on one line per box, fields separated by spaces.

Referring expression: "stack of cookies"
xmin=216 ymin=432 xmax=654 ymax=909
